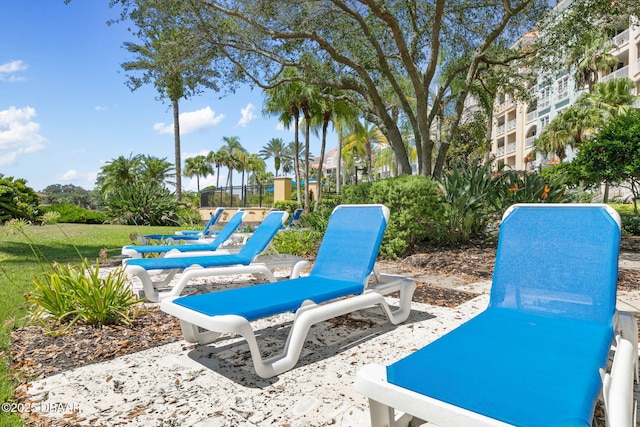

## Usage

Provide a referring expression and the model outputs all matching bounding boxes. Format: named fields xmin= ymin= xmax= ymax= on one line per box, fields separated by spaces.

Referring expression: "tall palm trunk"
xmin=293 ymin=111 xmax=302 ymax=206
xmin=315 ymin=112 xmax=330 ymax=210
xmin=172 ymin=99 xmax=182 ymax=201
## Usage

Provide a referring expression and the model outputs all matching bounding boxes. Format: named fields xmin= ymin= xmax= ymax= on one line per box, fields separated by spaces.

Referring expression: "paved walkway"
xmin=22 ymin=253 xmax=640 ymax=426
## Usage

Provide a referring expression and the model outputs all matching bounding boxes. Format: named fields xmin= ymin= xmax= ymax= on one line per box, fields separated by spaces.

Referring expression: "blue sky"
xmin=1 ymin=1 xmax=327 ymax=192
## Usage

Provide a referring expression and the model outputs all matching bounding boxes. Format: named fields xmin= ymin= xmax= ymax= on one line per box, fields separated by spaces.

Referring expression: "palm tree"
xmin=582 ymin=78 xmax=637 ymax=120
xmin=141 ymin=155 xmax=175 ymax=188
xmin=96 ymin=153 xmax=143 ymax=199
xmin=308 ymin=88 xmax=358 ymax=209
xmin=280 ymin=145 xmax=294 ymax=176
xmin=343 ymin=121 xmax=389 ymax=179
xmin=259 ymin=138 xmax=286 ymax=176
xmin=219 ymin=136 xmax=246 ymax=204
xmin=568 ymin=31 xmax=619 ymax=93
xmin=122 ymin=5 xmax=219 ymax=201
xmin=263 ymin=68 xmax=314 ymax=208
xmin=184 ymin=155 xmax=213 ymax=195
xmin=207 ymin=150 xmax=226 ymax=188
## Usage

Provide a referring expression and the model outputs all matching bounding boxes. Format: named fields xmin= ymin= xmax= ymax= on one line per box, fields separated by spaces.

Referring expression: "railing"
xmin=506 ymin=142 xmax=516 ymax=154
xmin=200 ymin=184 xmax=275 ymax=208
xmin=611 ymin=29 xmax=630 ymax=47
xmin=526 ymin=110 xmax=537 ymax=123
xmin=538 ymin=98 xmax=551 ymax=110
xmin=525 ymin=136 xmax=536 ymax=147
xmin=507 ymin=119 xmax=517 ymax=131
xmin=497 ymin=124 xmax=505 ymax=135
xmin=601 ymin=65 xmax=629 ymax=82
xmin=497 ymin=146 xmax=505 ymax=156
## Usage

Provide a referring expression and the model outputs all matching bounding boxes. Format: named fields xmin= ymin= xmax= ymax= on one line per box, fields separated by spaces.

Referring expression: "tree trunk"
xmin=303 ymin=116 xmax=311 ymax=213
xmin=315 ymin=115 xmax=330 ymax=211
xmin=173 ymin=99 xmax=182 ymax=201
xmin=337 ymin=132 xmax=343 ymax=194
xmin=293 ymin=112 xmax=302 ymax=206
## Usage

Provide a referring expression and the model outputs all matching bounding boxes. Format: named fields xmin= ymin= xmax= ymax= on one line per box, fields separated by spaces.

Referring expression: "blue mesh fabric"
xmin=124 ymin=211 xmax=245 ymax=255
xmin=172 ymin=205 xmax=388 ymax=320
xmin=236 ymin=211 xmax=286 ymax=259
xmin=125 ymin=211 xmax=284 ymax=269
xmin=490 ymin=205 xmax=619 ymax=323
xmin=385 ymin=205 xmax=620 ymax=426
xmin=309 ymin=205 xmax=387 ymax=284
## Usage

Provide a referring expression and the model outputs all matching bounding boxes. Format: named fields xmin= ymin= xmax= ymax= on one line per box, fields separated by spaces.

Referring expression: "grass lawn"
xmin=0 ymin=223 xmax=182 ymax=426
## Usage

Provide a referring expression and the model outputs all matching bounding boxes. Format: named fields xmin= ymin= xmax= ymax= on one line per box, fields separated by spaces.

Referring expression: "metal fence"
xmin=200 ymin=184 xmax=274 ymax=208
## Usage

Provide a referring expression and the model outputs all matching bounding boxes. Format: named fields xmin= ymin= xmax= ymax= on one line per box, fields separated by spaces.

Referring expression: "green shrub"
xmin=0 ymin=174 xmax=40 ymax=222
xmin=340 ymin=181 xmax=373 ymax=205
xmin=437 ymin=165 xmax=569 ymax=244
xmin=343 ymin=176 xmax=444 ymax=258
xmin=27 ymin=259 xmax=140 ymax=328
xmin=301 ymin=209 xmax=331 ymax=232
xmin=40 ymin=203 xmax=108 ymax=224
xmin=493 ymin=169 xmax=567 ymax=208
xmin=106 ymin=182 xmax=179 ymax=226
xmin=437 ymin=163 xmax=497 ymax=244
xmin=272 ymin=229 xmax=323 ymax=257
xmin=175 ymin=207 xmax=203 ymax=229
xmin=273 ymin=200 xmax=300 ymax=212
xmin=622 ymin=215 xmax=640 ymax=236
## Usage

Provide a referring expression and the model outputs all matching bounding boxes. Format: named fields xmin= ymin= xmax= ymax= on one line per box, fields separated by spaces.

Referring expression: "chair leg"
xmin=179 ymin=320 xmax=221 ymax=344
xmin=369 ymin=399 xmax=405 ymax=427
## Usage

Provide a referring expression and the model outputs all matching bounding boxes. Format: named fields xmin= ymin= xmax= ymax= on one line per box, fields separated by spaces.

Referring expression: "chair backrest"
xmin=288 ymin=208 xmax=303 ymax=227
xmin=237 ymin=211 xmax=288 ymax=261
xmin=201 ymin=207 xmax=224 ymax=235
xmin=209 ymin=210 xmax=246 ymax=249
xmin=489 ymin=204 xmax=620 ymax=324
xmin=310 ymin=204 xmax=389 ymax=284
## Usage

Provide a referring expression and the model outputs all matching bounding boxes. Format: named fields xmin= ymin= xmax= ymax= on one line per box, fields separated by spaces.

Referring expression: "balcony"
xmin=506 ymin=142 xmax=516 ymax=154
xmin=507 ymin=119 xmax=517 ymax=131
xmin=601 ymin=65 xmax=629 ymax=82
xmin=526 ymin=111 xmax=537 ymax=123
xmin=610 ymin=29 xmax=630 ymax=48
xmin=525 ymin=136 xmax=536 ymax=147
xmin=497 ymin=124 xmax=505 ymax=135
xmin=497 ymin=146 xmax=505 ymax=156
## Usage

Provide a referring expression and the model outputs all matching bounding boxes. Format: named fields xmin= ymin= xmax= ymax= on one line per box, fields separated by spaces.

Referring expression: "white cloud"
xmin=94 ymin=105 xmax=108 ymax=112
xmin=0 ymin=60 xmax=27 ymax=82
xmin=183 ymin=149 xmax=211 ymax=159
xmin=58 ymin=170 xmax=97 ymax=184
xmin=184 ymin=175 xmax=217 ymax=192
xmin=0 ymin=106 xmax=46 ymax=165
xmin=237 ymin=103 xmax=257 ymax=127
xmin=154 ymin=106 xmax=224 ymax=135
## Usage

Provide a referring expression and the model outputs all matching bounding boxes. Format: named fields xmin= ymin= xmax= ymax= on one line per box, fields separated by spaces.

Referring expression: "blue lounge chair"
xmin=122 ymin=210 xmax=247 ymax=259
xmin=356 ymin=203 xmax=637 ymax=427
xmin=124 ymin=210 xmax=307 ymax=302
xmin=137 ymin=207 xmax=225 ymax=243
xmin=285 ymin=208 xmax=303 ymax=228
xmin=160 ymin=204 xmax=416 ymax=378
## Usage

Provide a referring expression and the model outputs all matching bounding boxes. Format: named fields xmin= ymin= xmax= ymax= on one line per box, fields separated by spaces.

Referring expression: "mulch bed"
xmin=8 ymin=237 xmax=640 ymax=425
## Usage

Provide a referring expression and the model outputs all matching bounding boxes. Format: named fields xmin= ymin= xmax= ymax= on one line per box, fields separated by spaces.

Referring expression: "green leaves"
xmin=27 ymin=259 xmax=140 ymax=330
xmin=0 ymin=174 xmax=40 ymax=222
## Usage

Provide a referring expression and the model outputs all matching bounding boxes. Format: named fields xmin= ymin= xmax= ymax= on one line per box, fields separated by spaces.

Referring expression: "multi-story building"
xmin=490 ymin=16 xmax=640 ymax=172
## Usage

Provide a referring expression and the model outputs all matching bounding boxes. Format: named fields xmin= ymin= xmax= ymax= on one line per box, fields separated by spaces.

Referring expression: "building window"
xmin=540 ymin=115 xmax=550 ymax=130
xmin=538 ymin=86 xmax=551 ymax=109
xmin=557 ymin=76 xmax=569 ymax=101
